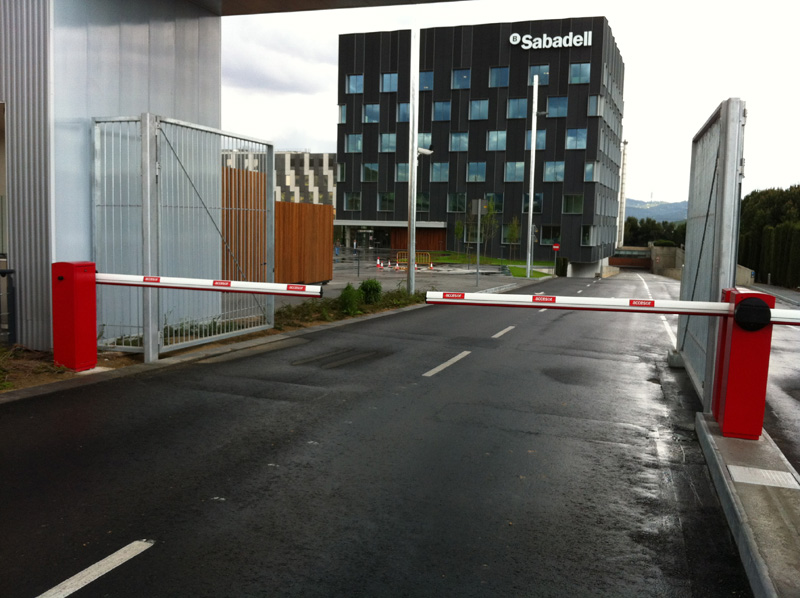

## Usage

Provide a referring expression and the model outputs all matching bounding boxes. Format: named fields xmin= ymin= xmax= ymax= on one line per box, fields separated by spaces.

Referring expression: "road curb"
xmin=696 ymin=412 xmax=798 ymax=598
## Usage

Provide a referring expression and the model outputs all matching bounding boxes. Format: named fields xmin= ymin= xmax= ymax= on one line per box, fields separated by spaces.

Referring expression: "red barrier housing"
xmin=52 ymin=262 xmax=97 ymax=372
xmin=711 ymin=288 xmax=775 ymax=439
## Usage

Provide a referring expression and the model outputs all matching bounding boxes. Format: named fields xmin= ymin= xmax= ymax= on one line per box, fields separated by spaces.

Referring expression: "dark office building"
xmin=336 ymin=17 xmax=624 ymax=273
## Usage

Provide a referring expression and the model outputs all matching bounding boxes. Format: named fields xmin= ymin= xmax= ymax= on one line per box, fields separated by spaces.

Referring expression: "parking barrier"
xmin=426 ymin=288 xmax=799 ymax=440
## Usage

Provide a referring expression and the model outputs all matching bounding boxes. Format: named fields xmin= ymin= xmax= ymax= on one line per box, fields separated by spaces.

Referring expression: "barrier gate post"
xmin=52 ymin=262 xmax=98 ymax=372
xmin=711 ymin=288 xmax=775 ymax=440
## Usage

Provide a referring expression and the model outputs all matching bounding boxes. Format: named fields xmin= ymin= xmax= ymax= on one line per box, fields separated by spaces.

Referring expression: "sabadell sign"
xmin=509 ymin=31 xmax=592 ymax=50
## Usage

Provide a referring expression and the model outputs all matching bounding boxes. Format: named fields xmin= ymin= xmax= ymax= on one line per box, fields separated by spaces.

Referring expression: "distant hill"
xmin=625 ymin=199 xmax=688 ymax=223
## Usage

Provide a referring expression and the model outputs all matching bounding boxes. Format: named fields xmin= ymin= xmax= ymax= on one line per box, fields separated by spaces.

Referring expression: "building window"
xmin=485 ymin=192 xmax=504 ymax=213
xmin=420 ymin=71 xmax=434 ymax=91
xmin=447 ymin=192 xmax=466 ymax=212
xmin=469 ymin=99 xmax=488 ymax=120
xmin=525 ymin=129 xmax=546 ymax=150
xmin=489 ymin=67 xmax=509 ymax=88
xmin=544 ymin=161 xmax=564 ymax=182
xmin=378 ymin=192 xmax=395 ymax=211
xmin=588 ymin=95 xmax=600 ymax=116
xmin=362 ymin=163 xmax=378 ymax=182
xmin=566 ymin=128 xmax=587 ymax=150
xmin=433 ymin=101 xmax=451 ymax=121
xmin=431 ymin=162 xmax=449 ymax=182
xmin=419 ymin=132 xmax=432 ymax=149
xmin=344 ymin=192 xmax=361 ymax=210
xmin=563 ymin=194 xmax=584 ymax=213
xmin=338 ymin=105 xmax=346 ymax=124
xmin=345 ymin=134 xmax=362 ymax=153
xmin=467 ymin=162 xmax=486 ymax=182
xmin=452 ymin=68 xmax=470 ymax=89
xmin=450 ymin=132 xmax=469 ymax=152
xmin=336 ymin=163 xmax=346 ymax=182
xmin=381 ymin=72 xmax=398 ymax=92
xmin=363 ymin=104 xmax=380 ymax=123
xmin=505 ymin=162 xmax=525 ymax=182
xmin=396 ymin=162 xmax=409 ymax=182
xmin=507 ymin=98 xmax=527 ymax=119
xmin=541 ymin=226 xmax=561 ymax=245
xmin=487 ymin=131 xmax=506 ymax=151
xmin=346 ymin=74 xmax=363 ymax=93
xmin=581 ymin=225 xmax=595 ymax=246
xmin=547 ymin=97 xmax=567 ymax=117
xmin=417 ymin=192 xmax=430 ymax=212
xmin=529 ymin=64 xmax=550 ymax=85
xmin=380 ymin=133 xmax=397 ymax=152
xmin=570 ymin=63 xmax=591 ymax=84
xmin=361 ymin=163 xmax=378 ymax=182
xmin=584 ymin=162 xmax=597 ymax=182
xmin=523 ymin=192 xmax=543 ymax=214
xmin=398 ymin=103 xmax=410 ymax=122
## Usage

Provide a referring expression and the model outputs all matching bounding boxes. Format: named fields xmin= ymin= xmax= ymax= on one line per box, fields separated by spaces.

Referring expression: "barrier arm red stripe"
xmin=96 ymin=273 xmax=323 ymax=298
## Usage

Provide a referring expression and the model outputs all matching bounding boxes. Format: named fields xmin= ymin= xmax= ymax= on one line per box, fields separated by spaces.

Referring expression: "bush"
xmin=338 ymin=283 xmax=363 ymax=316
xmin=653 ymin=239 xmax=676 ymax=247
xmin=359 ymin=278 xmax=382 ymax=304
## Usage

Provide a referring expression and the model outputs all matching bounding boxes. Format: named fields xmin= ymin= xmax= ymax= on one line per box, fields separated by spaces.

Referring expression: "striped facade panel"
xmin=0 ymin=0 xmax=53 ymax=350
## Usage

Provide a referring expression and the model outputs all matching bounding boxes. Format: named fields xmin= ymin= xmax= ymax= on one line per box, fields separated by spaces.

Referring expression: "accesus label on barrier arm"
xmin=426 ymin=291 xmax=800 ymax=325
xmin=96 ymin=273 xmax=323 ymax=298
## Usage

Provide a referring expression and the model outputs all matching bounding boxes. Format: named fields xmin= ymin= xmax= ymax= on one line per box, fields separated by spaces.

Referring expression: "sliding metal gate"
xmin=93 ymin=114 xmax=274 ymax=362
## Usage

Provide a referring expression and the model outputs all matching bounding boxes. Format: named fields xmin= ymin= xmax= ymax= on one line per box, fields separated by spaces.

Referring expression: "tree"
xmin=506 ymin=216 xmax=520 ymax=260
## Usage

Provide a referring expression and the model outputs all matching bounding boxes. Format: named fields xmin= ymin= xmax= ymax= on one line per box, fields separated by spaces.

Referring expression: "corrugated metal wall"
xmin=0 ymin=0 xmax=53 ymax=350
xmin=1 ymin=0 xmax=222 ymax=351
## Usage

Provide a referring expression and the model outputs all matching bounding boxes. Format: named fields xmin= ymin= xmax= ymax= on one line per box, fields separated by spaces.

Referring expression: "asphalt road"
xmin=0 ymin=272 xmax=753 ymax=597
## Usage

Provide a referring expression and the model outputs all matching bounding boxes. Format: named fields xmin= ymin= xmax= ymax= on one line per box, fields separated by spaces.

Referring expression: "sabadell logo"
xmin=509 ymin=31 xmax=593 ymax=50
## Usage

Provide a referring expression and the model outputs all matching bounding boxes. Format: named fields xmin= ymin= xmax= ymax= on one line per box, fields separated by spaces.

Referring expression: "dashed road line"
xmin=423 ymin=351 xmax=471 ymax=377
xmin=37 ymin=540 xmax=154 ymax=598
xmin=492 ymin=326 xmax=515 ymax=339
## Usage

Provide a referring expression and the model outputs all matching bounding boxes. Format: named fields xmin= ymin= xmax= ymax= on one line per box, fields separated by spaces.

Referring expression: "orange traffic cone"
xmin=376 ymin=259 xmax=381 ymax=268
xmin=429 ymin=262 xmax=434 ymax=270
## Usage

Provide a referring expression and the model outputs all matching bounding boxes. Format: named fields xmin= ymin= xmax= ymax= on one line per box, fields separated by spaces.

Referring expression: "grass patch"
xmin=507 ymin=266 xmax=551 ymax=279
xmin=428 ymin=251 xmax=554 ymax=268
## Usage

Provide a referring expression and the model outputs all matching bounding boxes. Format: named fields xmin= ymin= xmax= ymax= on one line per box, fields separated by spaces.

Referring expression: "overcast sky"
xmin=221 ymin=0 xmax=799 ymax=204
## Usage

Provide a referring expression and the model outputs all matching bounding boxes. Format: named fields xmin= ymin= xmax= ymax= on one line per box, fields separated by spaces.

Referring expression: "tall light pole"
xmin=526 ymin=75 xmax=540 ymax=278
xmin=406 ymin=28 xmax=420 ymax=294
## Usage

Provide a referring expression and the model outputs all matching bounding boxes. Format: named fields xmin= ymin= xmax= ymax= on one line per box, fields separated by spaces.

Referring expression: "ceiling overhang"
xmin=193 ymin=0 xmax=463 ymax=17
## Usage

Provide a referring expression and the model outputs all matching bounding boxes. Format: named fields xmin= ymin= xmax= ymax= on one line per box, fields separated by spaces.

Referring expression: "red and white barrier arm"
xmin=426 ymin=291 xmax=800 ymax=324
xmin=96 ymin=273 xmax=322 ymax=299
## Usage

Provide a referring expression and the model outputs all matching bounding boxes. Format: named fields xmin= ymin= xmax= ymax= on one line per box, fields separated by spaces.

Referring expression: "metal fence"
xmin=93 ymin=114 xmax=274 ymax=362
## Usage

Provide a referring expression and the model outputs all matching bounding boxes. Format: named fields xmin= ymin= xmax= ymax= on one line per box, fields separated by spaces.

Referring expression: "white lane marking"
xmin=660 ymin=315 xmax=677 ymax=347
xmin=637 ymin=274 xmax=677 ymax=348
xmin=423 ymin=351 xmax=471 ymax=377
xmin=492 ymin=326 xmax=515 ymax=339
xmin=539 ymin=309 xmax=547 ymax=313
xmin=577 ymin=290 xmax=583 ymax=294
xmin=37 ymin=540 xmax=154 ymax=598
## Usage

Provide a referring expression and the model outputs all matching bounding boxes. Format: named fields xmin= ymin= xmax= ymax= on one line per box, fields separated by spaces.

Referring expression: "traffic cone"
xmin=376 ymin=259 xmax=381 ymax=268
xmin=387 ymin=259 xmax=392 ymax=267
xmin=394 ymin=263 xmax=400 ymax=271
xmin=429 ymin=262 xmax=434 ymax=270
xmin=378 ymin=261 xmax=384 ymax=270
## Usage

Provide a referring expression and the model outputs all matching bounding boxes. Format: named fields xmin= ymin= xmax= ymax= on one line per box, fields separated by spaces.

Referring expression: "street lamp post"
xmin=526 ymin=75 xmax=540 ymax=279
xmin=407 ymin=28 xmax=420 ymax=294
